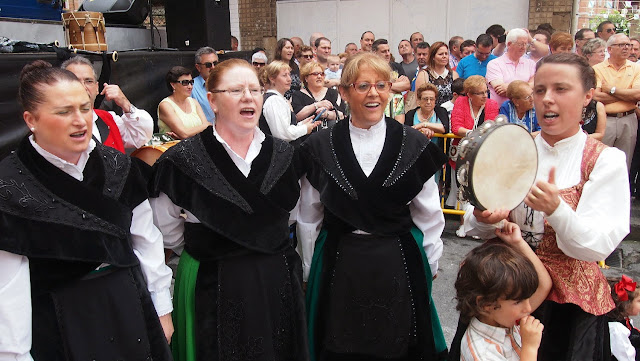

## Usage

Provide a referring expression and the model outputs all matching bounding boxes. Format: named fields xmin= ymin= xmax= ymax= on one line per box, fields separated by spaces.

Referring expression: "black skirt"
xmin=31 ymin=266 xmax=171 ymax=361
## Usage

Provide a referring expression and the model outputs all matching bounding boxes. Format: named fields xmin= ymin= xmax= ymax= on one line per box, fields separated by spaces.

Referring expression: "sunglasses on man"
xmin=197 ymin=61 xmax=220 ymax=68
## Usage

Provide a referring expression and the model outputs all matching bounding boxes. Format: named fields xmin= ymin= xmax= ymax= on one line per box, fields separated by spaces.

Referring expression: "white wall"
xmin=229 ymin=0 xmax=241 ymax=49
xmin=277 ymin=0 xmax=529 ymax=60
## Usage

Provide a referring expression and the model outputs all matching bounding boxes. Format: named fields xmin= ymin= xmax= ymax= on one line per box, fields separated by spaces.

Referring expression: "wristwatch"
xmin=610 ymin=87 xmax=617 ymax=95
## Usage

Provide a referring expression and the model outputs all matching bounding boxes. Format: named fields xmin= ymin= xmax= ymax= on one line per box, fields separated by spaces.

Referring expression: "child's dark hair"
xmin=451 ymin=77 xmax=465 ymax=96
xmin=455 ymin=241 xmax=539 ymax=323
xmin=607 ymin=276 xmax=640 ymax=321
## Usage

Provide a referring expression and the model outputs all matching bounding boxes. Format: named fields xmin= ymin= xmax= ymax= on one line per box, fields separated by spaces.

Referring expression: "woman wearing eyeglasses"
xmin=499 ymin=80 xmax=540 ymax=134
xmin=582 ymin=38 xmax=607 ymax=67
xmin=157 ymin=66 xmax=209 ymax=140
xmin=449 ymin=75 xmax=499 ymax=238
xmin=292 ymin=62 xmax=345 ymax=129
xmin=150 ymin=59 xmax=310 ymax=361
xmin=259 ymin=61 xmax=320 ymax=142
xmin=298 ymin=52 xmax=448 ymax=361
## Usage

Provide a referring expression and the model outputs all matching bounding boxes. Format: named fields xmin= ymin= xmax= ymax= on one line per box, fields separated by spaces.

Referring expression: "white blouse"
xmin=463 ymin=130 xmax=630 ymax=262
xmin=91 ymin=107 xmax=154 ymax=149
xmin=296 ymin=117 xmax=445 ymax=280
xmin=0 ymin=138 xmax=173 ymax=361
xmin=262 ymin=89 xmax=308 ymax=141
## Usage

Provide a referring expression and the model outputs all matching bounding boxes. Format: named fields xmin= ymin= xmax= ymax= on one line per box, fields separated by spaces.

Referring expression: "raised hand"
xmin=524 ymin=167 xmax=560 ymax=215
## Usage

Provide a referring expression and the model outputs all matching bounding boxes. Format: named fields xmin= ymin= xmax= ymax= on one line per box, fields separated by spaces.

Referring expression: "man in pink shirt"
xmin=485 ymin=28 xmax=537 ymax=106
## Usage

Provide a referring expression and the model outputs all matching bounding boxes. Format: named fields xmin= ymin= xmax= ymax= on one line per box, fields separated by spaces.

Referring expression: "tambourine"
xmin=455 ymin=115 xmax=538 ymax=211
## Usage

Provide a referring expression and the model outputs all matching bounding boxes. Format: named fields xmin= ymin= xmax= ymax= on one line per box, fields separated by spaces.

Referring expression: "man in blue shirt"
xmin=455 ymin=34 xmax=497 ymax=79
xmin=192 ymin=47 xmax=218 ymax=124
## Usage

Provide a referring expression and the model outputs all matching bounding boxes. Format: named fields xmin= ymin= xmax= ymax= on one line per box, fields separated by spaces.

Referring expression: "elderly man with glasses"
xmin=593 ymin=33 xmax=640 ymax=170
xmin=485 ymin=28 xmax=537 ymax=107
xmin=61 ymin=56 xmax=153 ymax=152
xmin=193 ymin=46 xmax=219 ymax=124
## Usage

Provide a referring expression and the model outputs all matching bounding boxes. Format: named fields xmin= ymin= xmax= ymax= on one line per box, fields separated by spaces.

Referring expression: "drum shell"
xmin=131 ymin=141 xmax=179 ymax=166
xmin=455 ymin=123 xmax=537 ymax=211
xmin=62 ymin=11 xmax=108 ymax=52
xmin=456 ymin=132 xmax=485 ymax=210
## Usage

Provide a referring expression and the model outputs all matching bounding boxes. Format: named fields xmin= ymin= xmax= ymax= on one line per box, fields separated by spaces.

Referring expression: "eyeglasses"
xmin=309 ymin=72 xmax=325 ymax=77
xmin=420 ymin=97 xmax=436 ymax=103
xmin=81 ymin=78 xmax=96 ymax=86
xmin=301 ymin=54 xmax=314 ymax=59
xmin=512 ymin=42 xmax=528 ymax=48
xmin=470 ymin=90 xmax=489 ymax=97
xmin=176 ymin=79 xmax=195 ymax=86
xmin=350 ymin=81 xmax=392 ymax=94
xmin=211 ymin=87 xmax=265 ymax=97
xmin=606 ymin=28 xmax=616 ymax=33
xmin=520 ymin=93 xmax=534 ymax=101
xmin=252 ymin=62 xmax=266 ymax=67
xmin=197 ymin=61 xmax=219 ymax=68
xmin=611 ymin=43 xmax=631 ymax=48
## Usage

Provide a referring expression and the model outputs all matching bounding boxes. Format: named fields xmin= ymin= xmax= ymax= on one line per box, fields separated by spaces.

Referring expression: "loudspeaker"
xmin=165 ymin=0 xmax=231 ymax=51
xmin=80 ymin=0 xmax=149 ymax=25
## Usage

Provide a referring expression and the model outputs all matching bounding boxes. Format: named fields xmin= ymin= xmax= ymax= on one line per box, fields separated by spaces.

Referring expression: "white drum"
xmin=455 ymin=118 xmax=538 ymax=211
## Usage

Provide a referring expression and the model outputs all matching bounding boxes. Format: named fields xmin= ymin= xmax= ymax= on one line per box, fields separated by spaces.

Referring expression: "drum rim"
xmin=458 ymin=123 xmax=538 ymax=211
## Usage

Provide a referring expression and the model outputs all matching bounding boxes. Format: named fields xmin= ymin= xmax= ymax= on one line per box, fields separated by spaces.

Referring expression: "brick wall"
xmin=238 ymin=0 xmax=277 ymax=57
xmin=528 ymin=0 xmax=574 ymax=33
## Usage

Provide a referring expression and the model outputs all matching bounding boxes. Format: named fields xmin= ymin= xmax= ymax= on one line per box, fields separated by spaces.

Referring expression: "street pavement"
xmin=434 ymin=211 xmax=640 ymax=349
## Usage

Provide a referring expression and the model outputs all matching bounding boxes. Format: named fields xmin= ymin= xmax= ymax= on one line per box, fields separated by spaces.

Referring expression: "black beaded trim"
xmin=328 ymin=128 xmax=358 ymax=199
xmin=383 ymin=127 xmax=429 ymax=187
xmin=99 ymin=144 xmax=130 ymax=199
xmin=260 ymin=138 xmax=293 ymax=195
xmin=168 ymin=136 xmax=253 ymax=214
xmin=0 ymin=155 xmax=127 ymax=238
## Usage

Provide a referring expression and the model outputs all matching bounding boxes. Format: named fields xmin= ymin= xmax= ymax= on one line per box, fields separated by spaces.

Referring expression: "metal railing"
xmin=432 ymin=132 xmax=465 ymax=215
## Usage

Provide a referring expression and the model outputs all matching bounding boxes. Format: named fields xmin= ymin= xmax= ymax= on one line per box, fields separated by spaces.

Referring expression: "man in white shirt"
xmin=62 ymin=56 xmax=153 ymax=149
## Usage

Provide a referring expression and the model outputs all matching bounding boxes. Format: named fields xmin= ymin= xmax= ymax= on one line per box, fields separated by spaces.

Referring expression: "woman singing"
xmin=151 ymin=59 xmax=309 ymax=361
xmin=0 ymin=60 xmax=173 ymax=360
xmin=462 ymin=52 xmax=630 ymax=361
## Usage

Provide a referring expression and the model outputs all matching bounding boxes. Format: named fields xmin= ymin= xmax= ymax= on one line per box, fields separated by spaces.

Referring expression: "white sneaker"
xmin=456 ymin=225 xmax=466 ymax=238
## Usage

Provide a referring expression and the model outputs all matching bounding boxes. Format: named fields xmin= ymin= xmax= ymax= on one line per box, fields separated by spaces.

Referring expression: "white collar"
xmin=212 ymin=125 xmax=265 ymax=160
xmin=537 ymin=129 xmax=585 ymax=151
xmin=29 ymin=135 xmax=95 ymax=181
xmin=348 ymin=116 xmax=386 ymax=135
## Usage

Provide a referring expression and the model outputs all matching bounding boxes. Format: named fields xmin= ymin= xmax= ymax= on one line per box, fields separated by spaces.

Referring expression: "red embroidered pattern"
xmin=535 ymin=137 xmax=614 ymax=316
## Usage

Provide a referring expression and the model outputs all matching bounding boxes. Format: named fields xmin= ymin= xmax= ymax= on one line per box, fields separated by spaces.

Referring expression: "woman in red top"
xmin=449 ymin=75 xmax=499 ymax=237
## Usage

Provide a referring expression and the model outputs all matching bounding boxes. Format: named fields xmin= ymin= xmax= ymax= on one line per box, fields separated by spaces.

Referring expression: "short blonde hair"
xmin=463 ymin=75 xmax=486 ymax=94
xmin=506 ymin=80 xmax=531 ymax=100
xmin=339 ymin=52 xmax=391 ymax=89
xmin=259 ymin=60 xmax=291 ymax=86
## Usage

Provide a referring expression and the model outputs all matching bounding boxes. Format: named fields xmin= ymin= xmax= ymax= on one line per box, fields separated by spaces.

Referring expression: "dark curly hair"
xmin=455 ymin=241 xmax=539 ymax=323
xmin=607 ymin=276 xmax=640 ymax=321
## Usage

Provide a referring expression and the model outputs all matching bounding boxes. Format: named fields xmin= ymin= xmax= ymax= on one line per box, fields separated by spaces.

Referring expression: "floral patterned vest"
xmin=535 ymin=137 xmax=615 ymax=316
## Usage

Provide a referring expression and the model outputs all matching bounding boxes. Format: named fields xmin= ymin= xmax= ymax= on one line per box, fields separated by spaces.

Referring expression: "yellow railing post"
xmin=432 ymin=133 xmax=465 ymax=215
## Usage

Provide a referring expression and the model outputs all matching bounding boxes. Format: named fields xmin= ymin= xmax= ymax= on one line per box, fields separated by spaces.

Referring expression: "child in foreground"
xmin=607 ymin=275 xmax=640 ymax=361
xmin=455 ymin=222 xmax=552 ymax=361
